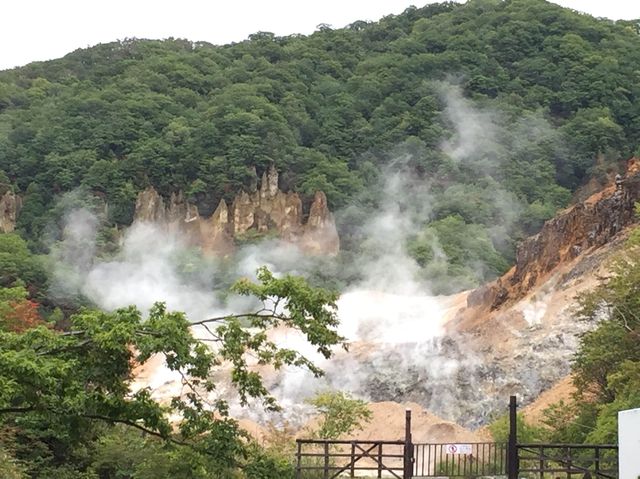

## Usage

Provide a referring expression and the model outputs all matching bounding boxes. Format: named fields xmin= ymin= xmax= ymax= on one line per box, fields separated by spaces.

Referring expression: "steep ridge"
xmin=428 ymin=159 xmax=640 ymax=424
xmin=132 ymin=165 xmax=339 ymax=255
xmin=466 ymin=159 xmax=640 ymax=314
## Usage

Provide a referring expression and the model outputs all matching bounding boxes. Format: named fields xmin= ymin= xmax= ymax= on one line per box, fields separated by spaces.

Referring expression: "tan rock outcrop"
xmin=300 ymin=191 xmax=340 ymax=254
xmin=468 ymin=159 xmax=640 ymax=311
xmin=231 ymin=165 xmax=306 ymax=239
xmin=201 ymin=199 xmax=233 ymax=255
xmin=0 ymin=191 xmax=22 ymax=233
xmin=134 ymin=187 xmax=166 ymax=223
xmin=132 ymin=166 xmax=339 ymax=255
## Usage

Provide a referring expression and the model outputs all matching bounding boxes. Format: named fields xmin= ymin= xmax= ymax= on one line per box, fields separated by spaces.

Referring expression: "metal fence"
xmin=294 ymin=439 xmax=408 ymax=478
xmin=517 ymin=443 xmax=618 ymax=479
xmin=413 ymin=442 xmax=508 ymax=477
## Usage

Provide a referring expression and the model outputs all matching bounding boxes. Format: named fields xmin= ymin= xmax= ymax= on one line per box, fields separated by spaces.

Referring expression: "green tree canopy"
xmin=0 ymin=267 xmax=344 ymax=477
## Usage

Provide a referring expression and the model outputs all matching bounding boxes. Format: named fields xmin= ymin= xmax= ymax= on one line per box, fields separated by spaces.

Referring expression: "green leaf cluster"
xmin=305 ymin=391 xmax=372 ymax=440
xmin=0 ymin=267 xmax=344 ymax=477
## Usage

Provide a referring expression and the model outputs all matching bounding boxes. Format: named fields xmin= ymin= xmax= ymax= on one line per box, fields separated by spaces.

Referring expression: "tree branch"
xmin=190 ymin=311 xmax=289 ymax=327
xmin=0 ymin=405 xmax=232 ymax=460
xmin=0 ymin=406 xmax=35 ymax=414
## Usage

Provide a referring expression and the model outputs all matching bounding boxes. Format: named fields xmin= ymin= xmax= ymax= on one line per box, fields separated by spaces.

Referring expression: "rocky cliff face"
xmin=133 ymin=166 xmax=339 ymax=255
xmin=0 ymin=191 xmax=21 ymax=233
xmin=418 ymin=159 xmax=640 ymax=426
xmin=468 ymin=159 xmax=640 ymax=312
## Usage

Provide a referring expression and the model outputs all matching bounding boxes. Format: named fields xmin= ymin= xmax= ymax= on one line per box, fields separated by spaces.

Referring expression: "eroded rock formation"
xmin=0 ymin=190 xmax=21 ymax=233
xmin=133 ymin=166 xmax=339 ymax=255
xmin=468 ymin=159 xmax=640 ymax=311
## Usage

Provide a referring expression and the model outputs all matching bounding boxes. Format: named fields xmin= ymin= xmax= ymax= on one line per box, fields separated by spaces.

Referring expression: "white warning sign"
xmin=444 ymin=444 xmax=473 ymax=455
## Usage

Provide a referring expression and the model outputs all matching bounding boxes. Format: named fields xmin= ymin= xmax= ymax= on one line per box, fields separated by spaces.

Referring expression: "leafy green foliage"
xmin=91 ymin=426 xmax=242 ymax=479
xmin=0 ymin=233 xmax=47 ymax=293
xmin=243 ymin=442 xmax=295 ymax=479
xmin=408 ymin=215 xmax=510 ymax=293
xmin=305 ymin=391 xmax=372 ymax=440
xmin=0 ymin=268 xmax=344 ymax=477
xmin=0 ymin=448 xmax=27 ymax=479
xmin=540 ymin=400 xmax=598 ymax=444
xmin=489 ymin=412 xmax=547 ymax=443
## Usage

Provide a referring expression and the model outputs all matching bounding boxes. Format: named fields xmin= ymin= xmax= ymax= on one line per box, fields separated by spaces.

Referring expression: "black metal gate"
xmin=509 ymin=396 xmax=618 ymax=479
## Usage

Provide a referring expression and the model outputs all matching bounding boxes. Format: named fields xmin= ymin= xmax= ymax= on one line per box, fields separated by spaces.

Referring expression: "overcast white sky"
xmin=1 ymin=0 xmax=639 ymax=71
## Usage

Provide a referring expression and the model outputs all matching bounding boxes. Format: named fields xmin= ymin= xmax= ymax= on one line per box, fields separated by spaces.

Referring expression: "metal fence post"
xmin=404 ymin=409 xmax=414 ymax=479
xmin=350 ymin=441 xmax=355 ymax=478
xmin=295 ymin=440 xmax=302 ymax=479
xmin=508 ymin=395 xmax=518 ymax=479
xmin=324 ymin=441 xmax=329 ymax=479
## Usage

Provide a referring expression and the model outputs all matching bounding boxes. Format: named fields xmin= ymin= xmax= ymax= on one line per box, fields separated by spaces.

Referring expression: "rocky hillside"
xmin=437 ymin=159 xmax=640 ymax=425
xmin=131 ymin=159 xmax=640 ymax=434
xmin=467 ymin=158 xmax=640 ymax=313
xmin=274 ymin=159 xmax=640 ymax=428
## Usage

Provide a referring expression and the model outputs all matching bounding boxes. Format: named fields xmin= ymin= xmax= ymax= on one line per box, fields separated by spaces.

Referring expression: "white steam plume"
xmin=49 ymin=84 xmax=567 ymax=428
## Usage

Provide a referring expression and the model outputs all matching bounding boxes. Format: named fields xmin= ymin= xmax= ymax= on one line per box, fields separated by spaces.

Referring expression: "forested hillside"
xmin=2 ymin=1 xmax=640 ymax=477
xmin=1 ymin=0 xmax=639 ymax=290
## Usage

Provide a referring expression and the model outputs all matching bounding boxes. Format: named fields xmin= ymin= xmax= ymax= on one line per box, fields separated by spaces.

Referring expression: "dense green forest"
xmin=1 ymin=0 xmax=639 ymax=289
xmin=2 ymin=0 xmax=640 ymax=476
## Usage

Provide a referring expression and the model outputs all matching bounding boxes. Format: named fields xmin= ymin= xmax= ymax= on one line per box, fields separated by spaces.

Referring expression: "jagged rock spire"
xmin=132 ymin=169 xmax=339 ymax=255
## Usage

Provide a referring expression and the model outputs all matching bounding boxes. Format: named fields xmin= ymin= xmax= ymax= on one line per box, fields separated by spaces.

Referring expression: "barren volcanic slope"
xmin=133 ymin=161 xmax=640 ymax=436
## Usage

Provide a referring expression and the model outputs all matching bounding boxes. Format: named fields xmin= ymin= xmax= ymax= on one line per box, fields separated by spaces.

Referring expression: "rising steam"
xmin=49 ymin=85 xmax=565 ymax=427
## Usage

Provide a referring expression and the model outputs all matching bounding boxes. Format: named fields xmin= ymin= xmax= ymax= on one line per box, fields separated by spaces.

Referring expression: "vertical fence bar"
xmin=508 ymin=395 xmax=518 ymax=479
xmin=424 ymin=445 xmax=428 ymax=476
xmin=324 ymin=442 xmax=329 ymax=479
xmin=451 ymin=454 xmax=460 ymax=474
xmin=452 ymin=451 xmax=455 ymax=474
xmin=450 ymin=448 xmax=454 ymax=475
xmin=350 ymin=442 xmax=355 ymax=478
xmin=421 ymin=445 xmax=425 ymax=476
xmin=295 ymin=440 xmax=302 ymax=479
xmin=595 ymin=446 xmax=601 ymax=477
xmin=377 ymin=442 xmax=382 ymax=479
xmin=404 ymin=409 xmax=413 ymax=479
xmin=463 ymin=449 xmax=467 ymax=476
